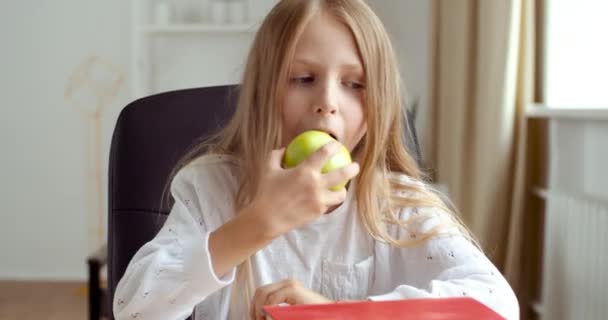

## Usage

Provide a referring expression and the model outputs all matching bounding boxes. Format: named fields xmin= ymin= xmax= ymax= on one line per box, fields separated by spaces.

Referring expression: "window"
xmin=543 ymin=0 xmax=608 ymax=108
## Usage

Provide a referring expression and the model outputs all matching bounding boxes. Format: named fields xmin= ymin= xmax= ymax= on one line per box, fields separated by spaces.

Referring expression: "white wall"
xmin=0 ymin=0 xmax=431 ymax=280
xmin=365 ymin=0 xmax=432 ymax=155
xmin=0 ymin=1 xmax=131 ymax=280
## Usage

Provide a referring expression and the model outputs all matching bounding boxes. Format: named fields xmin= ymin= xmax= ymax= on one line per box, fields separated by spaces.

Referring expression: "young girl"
xmin=114 ymin=0 xmax=519 ymax=319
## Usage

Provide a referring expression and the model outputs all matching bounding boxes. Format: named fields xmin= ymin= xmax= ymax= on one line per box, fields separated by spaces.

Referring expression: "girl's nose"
xmin=314 ymin=82 xmax=338 ymax=115
xmin=315 ymin=104 xmax=337 ymax=115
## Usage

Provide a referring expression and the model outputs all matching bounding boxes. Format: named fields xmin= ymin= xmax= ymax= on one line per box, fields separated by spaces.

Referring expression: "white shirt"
xmin=113 ymin=154 xmax=519 ymax=320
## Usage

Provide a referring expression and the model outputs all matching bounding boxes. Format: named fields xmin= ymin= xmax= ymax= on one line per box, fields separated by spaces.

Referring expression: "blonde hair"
xmin=166 ymin=0 xmax=476 ymax=318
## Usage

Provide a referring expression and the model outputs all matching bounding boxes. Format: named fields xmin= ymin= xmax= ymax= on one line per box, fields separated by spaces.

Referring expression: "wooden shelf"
xmin=530 ymin=301 xmax=544 ymax=316
xmin=526 ymin=103 xmax=608 ymax=120
xmin=532 ymin=187 xmax=548 ymax=200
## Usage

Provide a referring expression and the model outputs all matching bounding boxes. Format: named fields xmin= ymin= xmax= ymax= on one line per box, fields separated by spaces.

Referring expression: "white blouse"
xmin=113 ymin=154 xmax=519 ymax=320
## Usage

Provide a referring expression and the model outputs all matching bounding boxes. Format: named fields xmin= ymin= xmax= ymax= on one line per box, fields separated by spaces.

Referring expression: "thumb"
xmin=269 ymin=147 xmax=287 ymax=169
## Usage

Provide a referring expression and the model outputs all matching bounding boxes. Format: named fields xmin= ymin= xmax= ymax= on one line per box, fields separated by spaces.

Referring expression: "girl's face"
xmin=280 ymin=13 xmax=367 ymax=152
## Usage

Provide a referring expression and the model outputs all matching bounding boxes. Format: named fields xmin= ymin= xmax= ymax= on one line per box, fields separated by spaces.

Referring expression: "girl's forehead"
xmin=291 ymin=13 xmax=363 ymax=69
xmin=290 ymin=57 xmax=363 ymax=74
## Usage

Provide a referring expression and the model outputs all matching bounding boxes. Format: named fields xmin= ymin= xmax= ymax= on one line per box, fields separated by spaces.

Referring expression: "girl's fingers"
xmin=323 ymin=188 xmax=348 ymax=206
xmin=269 ymin=148 xmax=287 ymax=169
xmin=251 ymin=280 xmax=291 ymax=320
xmin=265 ymin=288 xmax=290 ymax=305
xmin=302 ymin=141 xmax=341 ymax=169
xmin=322 ymin=162 xmax=360 ymax=188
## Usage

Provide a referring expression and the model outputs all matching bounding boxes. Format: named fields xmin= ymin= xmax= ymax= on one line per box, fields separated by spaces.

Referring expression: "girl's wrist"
xmin=240 ymin=203 xmax=284 ymax=240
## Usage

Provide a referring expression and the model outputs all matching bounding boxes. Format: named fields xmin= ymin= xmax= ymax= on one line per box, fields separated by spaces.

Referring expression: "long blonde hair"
xmin=167 ymin=0 xmax=476 ymax=317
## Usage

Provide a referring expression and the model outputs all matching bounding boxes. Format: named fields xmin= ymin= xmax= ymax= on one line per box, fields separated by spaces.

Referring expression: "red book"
xmin=262 ymin=297 xmax=505 ymax=320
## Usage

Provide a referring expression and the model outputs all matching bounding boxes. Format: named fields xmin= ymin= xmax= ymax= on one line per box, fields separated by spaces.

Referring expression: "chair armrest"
xmin=87 ymin=243 xmax=108 ymax=267
xmin=87 ymin=243 xmax=108 ymax=320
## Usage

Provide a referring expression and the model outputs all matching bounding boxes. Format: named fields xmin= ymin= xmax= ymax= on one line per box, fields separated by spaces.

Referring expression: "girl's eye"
xmin=291 ymin=76 xmax=314 ymax=85
xmin=345 ymin=81 xmax=365 ymax=90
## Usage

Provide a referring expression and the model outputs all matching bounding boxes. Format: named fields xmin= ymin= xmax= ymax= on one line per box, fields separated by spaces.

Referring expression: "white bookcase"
xmin=131 ymin=0 xmax=277 ymax=99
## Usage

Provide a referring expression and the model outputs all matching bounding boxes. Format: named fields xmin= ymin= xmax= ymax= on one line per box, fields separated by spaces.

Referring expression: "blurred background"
xmin=0 ymin=0 xmax=606 ymax=319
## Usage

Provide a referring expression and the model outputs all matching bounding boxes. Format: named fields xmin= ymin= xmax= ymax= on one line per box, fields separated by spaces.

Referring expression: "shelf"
xmin=530 ymin=301 xmax=544 ymax=316
xmin=532 ymin=187 xmax=548 ymax=200
xmin=532 ymin=187 xmax=608 ymax=206
xmin=130 ymin=0 xmax=275 ymax=98
xmin=526 ymin=103 xmax=608 ymax=120
xmin=139 ymin=24 xmax=258 ymax=34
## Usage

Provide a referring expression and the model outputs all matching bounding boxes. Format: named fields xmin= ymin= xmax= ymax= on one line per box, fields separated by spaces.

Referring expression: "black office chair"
xmin=92 ymin=84 xmax=422 ymax=319
xmin=104 ymin=85 xmax=238 ymax=319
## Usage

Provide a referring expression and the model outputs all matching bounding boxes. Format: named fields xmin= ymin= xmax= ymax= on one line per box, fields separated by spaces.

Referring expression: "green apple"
xmin=282 ymin=130 xmax=352 ymax=191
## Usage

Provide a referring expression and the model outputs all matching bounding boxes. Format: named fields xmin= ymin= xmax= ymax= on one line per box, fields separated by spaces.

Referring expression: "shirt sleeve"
xmin=113 ymin=164 xmax=237 ymax=320
xmin=368 ymin=208 xmax=520 ymax=320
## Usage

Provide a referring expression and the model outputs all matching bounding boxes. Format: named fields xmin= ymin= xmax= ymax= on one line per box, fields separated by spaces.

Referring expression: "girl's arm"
xmin=113 ymin=144 xmax=358 ymax=319
xmin=368 ymin=208 xmax=520 ymax=320
xmin=209 ymin=143 xmax=360 ymax=278
xmin=208 ymin=205 xmax=278 ymax=277
xmin=113 ymin=164 xmax=276 ymax=320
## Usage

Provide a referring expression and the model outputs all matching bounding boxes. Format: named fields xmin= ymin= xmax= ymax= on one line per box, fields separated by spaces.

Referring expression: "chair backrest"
xmin=107 ymin=85 xmax=238 ymax=318
xmin=107 ymin=85 xmax=422 ymax=318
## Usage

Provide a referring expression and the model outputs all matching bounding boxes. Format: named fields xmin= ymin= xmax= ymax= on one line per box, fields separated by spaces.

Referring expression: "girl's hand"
xmin=250 ymin=279 xmax=333 ymax=320
xmin=247 ymin=141 xmax=360 ymax=237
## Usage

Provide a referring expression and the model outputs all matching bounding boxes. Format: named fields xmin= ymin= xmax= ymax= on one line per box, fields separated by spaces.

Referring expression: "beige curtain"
xmin=427 ymin=0 xmax=535 ymax=307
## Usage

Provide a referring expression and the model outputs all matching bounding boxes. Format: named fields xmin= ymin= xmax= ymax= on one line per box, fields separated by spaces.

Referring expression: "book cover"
xmin=262 ymin=297 xmax=505 ymax=320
